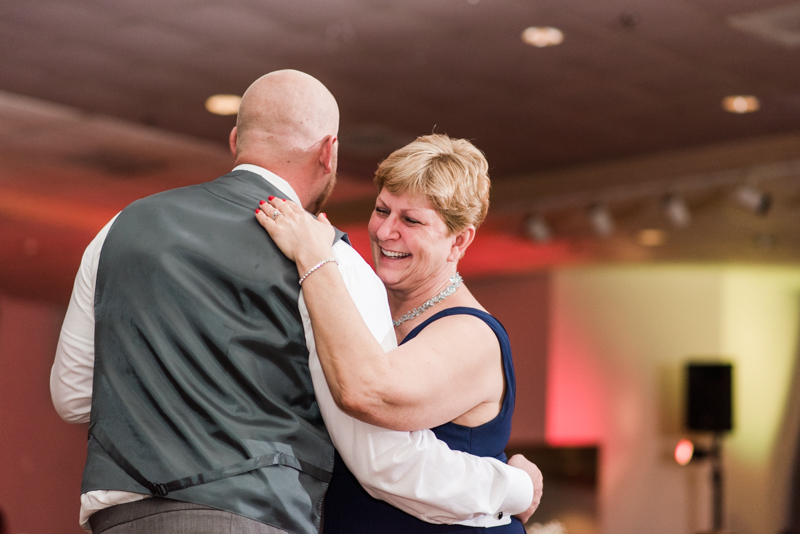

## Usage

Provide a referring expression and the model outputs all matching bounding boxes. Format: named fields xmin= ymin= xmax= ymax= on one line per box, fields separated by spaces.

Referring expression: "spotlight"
xmin=662 ymin=194 xmax=691 ymax=228
xmin=735 ymin=185 xmax=771 ymax=216
xmin=674 ymin=438 xmax=695 ymax=466
xmin=674 ymin=438 xmax=715 ymax=466
xmin=525 ymin=215 xmax=552 ymax=243
xmin=588 ymin=204 xmax=614 ymax=237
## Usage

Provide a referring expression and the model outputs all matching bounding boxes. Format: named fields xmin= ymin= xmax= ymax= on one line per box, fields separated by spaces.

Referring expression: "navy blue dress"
xmin=323 ymin=307 xmax=526 ymax=533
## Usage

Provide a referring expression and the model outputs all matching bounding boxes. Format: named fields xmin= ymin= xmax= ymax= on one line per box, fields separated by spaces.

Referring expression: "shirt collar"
xmin=232 ymin=164 xmax=303 ymax=206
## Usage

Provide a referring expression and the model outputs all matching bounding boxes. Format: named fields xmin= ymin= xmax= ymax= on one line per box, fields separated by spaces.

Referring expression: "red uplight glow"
xmin=675 ymin=438 xmax=694 ymax=466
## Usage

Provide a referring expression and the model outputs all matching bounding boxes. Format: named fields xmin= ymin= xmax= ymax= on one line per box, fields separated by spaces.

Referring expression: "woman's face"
xmin=368 ymin=188 xmax=456 ymax=293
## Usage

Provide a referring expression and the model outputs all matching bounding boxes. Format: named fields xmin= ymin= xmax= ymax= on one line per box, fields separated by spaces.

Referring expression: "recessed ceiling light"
xmin=521 ymin=27 xmax=564 ymax=48
xmin=637 ymin=229 xmax=667 ymax=247
xmin=722 ymin=95 xmax=760 ymax=114
xmin=205 ymin=94 xmax=241 ymax=116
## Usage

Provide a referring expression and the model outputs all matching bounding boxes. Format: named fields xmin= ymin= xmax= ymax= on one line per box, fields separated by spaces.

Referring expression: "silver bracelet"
xmin=298 ymin=258 xmax=338 ymax=285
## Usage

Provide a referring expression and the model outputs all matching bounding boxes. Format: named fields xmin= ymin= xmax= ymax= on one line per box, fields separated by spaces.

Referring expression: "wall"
xmin=470 ymin=272 xmax=549 ymax=444
xmin=0 ymin=295 xmax=86 ymax=534
xmin=718 ymin=269 xmax=800 ymax=534
xmin=547 ymin=266 xmax=800 ymax=534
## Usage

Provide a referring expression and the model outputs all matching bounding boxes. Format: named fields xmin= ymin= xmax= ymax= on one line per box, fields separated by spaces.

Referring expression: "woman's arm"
xmin=302 ymin=260 xmax=502 ymax=431
xmin=256 ymin=198 xmax=501 ymax=431
xmin=301 ymin=242 xmax=540 ymax=526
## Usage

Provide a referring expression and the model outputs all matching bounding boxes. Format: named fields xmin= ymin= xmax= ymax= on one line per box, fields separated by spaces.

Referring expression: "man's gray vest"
xmin=82 ymin=170 xmax=341 ymax=534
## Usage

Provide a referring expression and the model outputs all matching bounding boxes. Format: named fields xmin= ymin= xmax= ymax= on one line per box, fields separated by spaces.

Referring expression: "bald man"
xmin=51 ymin=70 xmax=538 ymax=534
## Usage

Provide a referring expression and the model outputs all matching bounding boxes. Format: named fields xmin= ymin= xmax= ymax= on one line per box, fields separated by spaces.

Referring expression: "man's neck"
xmin=235 ymin=158 xmax=314 ymax=210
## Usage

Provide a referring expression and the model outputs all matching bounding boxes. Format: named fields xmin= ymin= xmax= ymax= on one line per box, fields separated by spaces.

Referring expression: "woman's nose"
xmin=376 ymin=217 xmax=398 ymax=241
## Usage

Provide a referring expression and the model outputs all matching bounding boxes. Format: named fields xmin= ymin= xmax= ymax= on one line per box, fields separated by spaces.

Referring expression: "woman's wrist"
xmin=298 ymin=257 xmax=338 ymax=285
xmin=295 ymin=249 xmax=335 ymax=277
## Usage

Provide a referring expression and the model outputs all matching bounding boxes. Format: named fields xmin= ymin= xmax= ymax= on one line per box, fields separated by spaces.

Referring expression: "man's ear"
xmin=448 ymin=226 xmax=476 ymax=262
xmin=319 ymin=135 xmax=337 ymax=174
xmin=229 ymin=127 xmax=238 ymax=159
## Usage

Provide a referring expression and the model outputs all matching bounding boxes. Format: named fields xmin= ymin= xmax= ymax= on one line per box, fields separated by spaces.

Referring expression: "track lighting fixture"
xmin=525 ymin=215 xmax=552 ymax=243
xmin=588 ymin=204 xmax=614 ymax=237
xmin=662 ymin=194 xmax=691 ymax=228
xmin=735 ymin=185 xmax=771 ymax=216
xmin=512 ymin=162 xmax=790 ymax=244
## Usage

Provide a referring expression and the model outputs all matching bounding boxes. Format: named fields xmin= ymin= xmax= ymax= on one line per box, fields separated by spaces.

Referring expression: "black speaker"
xmin=686 ymin=363 xmax=733 ymax=432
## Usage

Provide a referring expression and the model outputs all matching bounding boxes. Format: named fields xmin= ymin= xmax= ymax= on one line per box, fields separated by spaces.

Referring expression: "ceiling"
xmin=2 ymin=0 xmax=800 ymax=304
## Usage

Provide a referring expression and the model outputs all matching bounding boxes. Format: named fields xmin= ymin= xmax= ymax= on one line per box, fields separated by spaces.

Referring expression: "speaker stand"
xmin=711 ymin=433 xmax=723 ymax=531
xmin=696 ymin=433 xmax=728 ymax=534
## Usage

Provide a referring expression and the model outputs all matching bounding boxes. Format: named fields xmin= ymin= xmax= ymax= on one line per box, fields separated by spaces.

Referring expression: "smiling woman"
xmin=366 ymin=135 xmax=489 ymax=327
xmin=255 ymin=134 xmax=542 ymax=533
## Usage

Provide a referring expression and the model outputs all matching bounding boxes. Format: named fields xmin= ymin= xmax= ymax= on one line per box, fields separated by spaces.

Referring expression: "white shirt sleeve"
xmin=301 ymin=240 xmax=533 ymax=527
xmin=51 ymin=215 xmax=118 ymax=423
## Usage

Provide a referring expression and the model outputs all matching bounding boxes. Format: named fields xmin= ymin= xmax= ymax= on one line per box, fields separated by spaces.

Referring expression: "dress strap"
xmin=400 ymin=306 xmax=507 ymax=346
xmin=400 ymin=307 xmax=515 ymax=420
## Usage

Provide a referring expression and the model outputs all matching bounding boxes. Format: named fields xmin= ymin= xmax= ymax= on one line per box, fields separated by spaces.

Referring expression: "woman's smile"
xmin=368 ymin=188 xmax=455 ymax=296
xmin=380 ymin=248 xmax=410 ymax=259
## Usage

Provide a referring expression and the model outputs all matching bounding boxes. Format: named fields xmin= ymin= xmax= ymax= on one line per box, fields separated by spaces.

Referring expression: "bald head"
xmin=234 ymin=70 xmax=339 ymax=159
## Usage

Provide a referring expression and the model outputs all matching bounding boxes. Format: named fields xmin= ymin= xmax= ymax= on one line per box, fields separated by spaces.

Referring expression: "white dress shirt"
xmin=50 ymin=164 xmax=532 ymax=529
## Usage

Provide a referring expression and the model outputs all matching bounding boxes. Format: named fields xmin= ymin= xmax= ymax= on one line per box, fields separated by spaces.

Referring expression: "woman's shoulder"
xmin=429 ymin=291 xmax=504 ymax=332
xmin=403 ymin=305 xmax=505 ymax=352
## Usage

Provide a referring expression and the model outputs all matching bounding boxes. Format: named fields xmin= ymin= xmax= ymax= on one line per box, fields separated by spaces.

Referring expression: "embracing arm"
xmin=51 ymin=216 xmax=118 ymax=423
xmin=257 ymin=199 xmax=499 ymax=431
xmin=303 ymin=241 xmax=541 ymax=525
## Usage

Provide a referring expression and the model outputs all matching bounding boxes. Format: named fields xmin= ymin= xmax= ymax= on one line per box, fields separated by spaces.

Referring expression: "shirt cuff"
xmin=449 ymin=457 xmax=534 ymax=528
xmin=499 ymin=458 xmax=534 ymax=516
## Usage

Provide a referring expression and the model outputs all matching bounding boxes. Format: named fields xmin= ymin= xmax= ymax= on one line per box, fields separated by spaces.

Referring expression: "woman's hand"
xmin=255 ymin=197 xmax=336 ymax=273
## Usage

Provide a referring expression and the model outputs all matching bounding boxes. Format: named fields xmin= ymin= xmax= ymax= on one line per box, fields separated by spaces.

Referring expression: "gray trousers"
xmin=88 ymin=498 xmax=292 ymax=534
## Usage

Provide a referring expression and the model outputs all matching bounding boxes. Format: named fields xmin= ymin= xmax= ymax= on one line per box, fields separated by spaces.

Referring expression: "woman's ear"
xmin=448 ymin=226 xmax=476 ymax=262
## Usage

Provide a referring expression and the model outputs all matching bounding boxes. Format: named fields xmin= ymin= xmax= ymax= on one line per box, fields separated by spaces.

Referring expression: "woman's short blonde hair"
xmin=374 ymin=134 xmax=490 ymax=235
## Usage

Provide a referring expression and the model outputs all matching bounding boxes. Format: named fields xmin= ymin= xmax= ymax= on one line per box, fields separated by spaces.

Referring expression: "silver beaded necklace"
xmin=392 ymin=272 xmax=463 ymax=327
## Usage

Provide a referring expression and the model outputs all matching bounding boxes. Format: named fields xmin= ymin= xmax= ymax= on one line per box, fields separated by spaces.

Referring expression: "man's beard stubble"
xmin=308 ymin=170 xmax=335 ymax=215
xmin=309 ymin=152 xmax=338 ymax=215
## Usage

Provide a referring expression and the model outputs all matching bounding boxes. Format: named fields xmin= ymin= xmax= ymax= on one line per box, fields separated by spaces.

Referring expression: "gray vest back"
xmin=82 ymin=170 xmax=339 ymax=534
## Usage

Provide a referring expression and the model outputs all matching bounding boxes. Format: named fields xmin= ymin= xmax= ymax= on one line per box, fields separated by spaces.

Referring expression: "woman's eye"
xmin=375 ymin=207 xmax=389 ymax=215
xmin=405 ymin=217 xmax=420 ymax=225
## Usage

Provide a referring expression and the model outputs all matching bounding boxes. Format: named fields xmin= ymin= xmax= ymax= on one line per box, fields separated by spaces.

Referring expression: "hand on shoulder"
xmin=255 ymin=197 xmax=335 ymax=273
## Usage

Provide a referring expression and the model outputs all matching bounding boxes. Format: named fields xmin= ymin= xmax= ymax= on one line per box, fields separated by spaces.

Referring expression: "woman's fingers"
xmin=255 ymin=205 xmax=273 ymax=229
xmin=254 ymin=197 xmax=336 ymax=268
xmin=267 ymin=196 xmax=302 ymax=216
